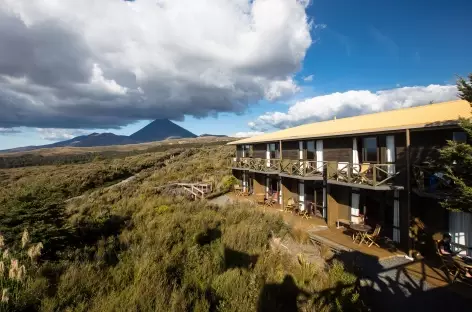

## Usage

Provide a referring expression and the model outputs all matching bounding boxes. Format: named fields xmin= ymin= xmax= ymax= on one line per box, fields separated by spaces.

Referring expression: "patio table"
xmin=350 ymin=224 xmax=372 ymax=245
xmin=454 ymin=255 xmax=472 ymax=270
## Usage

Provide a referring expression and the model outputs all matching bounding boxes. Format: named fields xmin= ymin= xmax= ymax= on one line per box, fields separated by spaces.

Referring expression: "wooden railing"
xmin=326 ymin=162 xmax=403 ymax=187
xmin=279 ymin=159 xmax=325 ymax=178
xmin=412 ymin=164 xmax=452 ymax=193
xmin=231 ymin=157 xmax=403 ymax=187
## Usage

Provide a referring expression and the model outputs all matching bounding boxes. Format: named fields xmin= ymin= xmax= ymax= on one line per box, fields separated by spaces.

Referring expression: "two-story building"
xmin=229 ymin=100 xmax=472 ymax=254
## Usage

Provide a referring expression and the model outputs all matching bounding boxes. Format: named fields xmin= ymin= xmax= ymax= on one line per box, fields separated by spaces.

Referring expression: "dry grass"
xmin=0 ymin=143 xmax=360 ymax=311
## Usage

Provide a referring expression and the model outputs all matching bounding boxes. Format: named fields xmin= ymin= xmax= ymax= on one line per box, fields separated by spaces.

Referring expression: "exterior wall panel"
xmin=281 ymin=141 xmax=299 ymax=160
xmin=323 ymin=137 xmax=351 ymax=162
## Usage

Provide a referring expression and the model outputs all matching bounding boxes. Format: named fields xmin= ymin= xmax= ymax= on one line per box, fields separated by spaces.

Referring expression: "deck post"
xmin=406 ymin=129 xmax=412 ymax=256
xmin=279 ymin=140 xmax=283 ymax=171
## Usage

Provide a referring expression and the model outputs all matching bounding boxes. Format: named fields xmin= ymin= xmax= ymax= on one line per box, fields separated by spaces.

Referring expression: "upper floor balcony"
xmin=231 ymin=157 xmax=405 ymax=190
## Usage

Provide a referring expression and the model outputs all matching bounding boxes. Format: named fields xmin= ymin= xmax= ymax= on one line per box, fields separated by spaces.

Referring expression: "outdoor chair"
xmin=233 ymin=184 xmax=242 ymax=196
xmin=435 ymin=240 xmax=466 ymax=283
xmin=284 ymin=197 xmax=297 ymax=213
xmin=364 ymin=224 xmax=381 ymax=247
xmin=298 ymin=205 xmax=311 ymax=220
xmin=354 ymin=163 xmax=370 ymax=184
xmin=255 ymin=193 xmax=266 ymax=206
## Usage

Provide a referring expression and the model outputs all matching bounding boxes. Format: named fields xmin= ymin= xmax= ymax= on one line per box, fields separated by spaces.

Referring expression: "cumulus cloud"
xmin=36 ymin=128 xmax=91 ymax=141
xmin=233 ymin=131 xmax=266 ymax=138
xmin=303 ymin=75 xmax=314 ymax=82
xmin=0 ymin=0 xmax=312 ymax=129
xmin=249 ymin=84 xmax=459 ymax=130
xmin=0 ymin=128 xmax=20 ymax=135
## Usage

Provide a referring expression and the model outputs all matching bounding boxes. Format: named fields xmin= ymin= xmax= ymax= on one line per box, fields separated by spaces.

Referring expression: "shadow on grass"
xmin=224 ymin=248 xmax=259 ymax=270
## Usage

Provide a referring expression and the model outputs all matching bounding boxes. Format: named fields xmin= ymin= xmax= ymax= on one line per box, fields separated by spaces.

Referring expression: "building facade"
xmin=229 ymin=100 xmax=472 ymax=255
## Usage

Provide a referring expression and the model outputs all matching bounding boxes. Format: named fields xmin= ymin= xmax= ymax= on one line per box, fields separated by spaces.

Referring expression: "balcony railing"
xmin=231 ymin=157 xmax=404 ymax=187
xmin=326 ymin=161 xmax=403 ymax=187
xmin=280 ymin=159 xmax=325 ymax=178
xmin=412 ymin=164 xmax=452 ymax=194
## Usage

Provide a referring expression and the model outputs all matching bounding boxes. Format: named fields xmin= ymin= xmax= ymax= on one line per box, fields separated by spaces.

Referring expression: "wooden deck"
xmin=310 ymin=227 xmax=404 ymax=260
xmin=227 ymin=191 xmax=472 ymax=296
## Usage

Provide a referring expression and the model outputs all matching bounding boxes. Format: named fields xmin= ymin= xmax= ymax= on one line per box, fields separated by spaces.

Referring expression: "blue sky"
xmin=178 ymin=0 xmax=472 ymax=135
xmin=1 ymin=0 xmax=472 ymax=149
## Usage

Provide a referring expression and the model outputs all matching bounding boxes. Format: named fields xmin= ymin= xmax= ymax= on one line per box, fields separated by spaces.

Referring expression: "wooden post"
xmin=373 ymin=165 xmax=377 ymax=186
xmin=279 ymin=140 xmax=283 ymax=171
xmin=406 ymin=129 xmax=412 ymax=256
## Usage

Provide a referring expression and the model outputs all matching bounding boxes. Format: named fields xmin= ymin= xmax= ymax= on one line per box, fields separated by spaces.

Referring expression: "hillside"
xmin=0 ymin=142 xmax=359 ymax=311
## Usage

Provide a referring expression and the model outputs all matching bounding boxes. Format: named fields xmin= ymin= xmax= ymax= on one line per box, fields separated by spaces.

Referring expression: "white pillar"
xmin=279 ymin=180 xmax=283 ymax=204
xmin=323 ymin=186 xmax=327 ymax=218
xmin=242 ymin=172 xmax=247 ymax=192
xmin=350 ymin=192 xmax=360 ymax=223
xmin=393 ymin=190 xmax=400 ymax=243
xmin=386 ymin=135 xmax=396 ymax=175
xmin=266 ymin=144 xmax=270 ymax=167
xmin=299 ymin=181 xmax=305 ymax=211
xmin=449 ymin=211 xmax=472 ymax=256
xmin=316 ymin=140 xmax=323 ymax=171
xmin=299 ymin=141 xmax=304 ymax=159
xmin=265 ymin=176 xmax=269 ymax=196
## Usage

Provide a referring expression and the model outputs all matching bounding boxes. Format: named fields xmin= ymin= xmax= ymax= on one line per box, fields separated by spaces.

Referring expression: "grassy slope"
xmin=0 ymin=143 xmax=359 ymax=312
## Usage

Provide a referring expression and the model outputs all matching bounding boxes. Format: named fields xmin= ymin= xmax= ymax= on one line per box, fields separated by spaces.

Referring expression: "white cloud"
xmin=0 ymin=0 xmax=312 ymax=129
xmin=36 ymin=128 xmax=91 ymax=141
xmin=249 ymin=84 xmax=459 ymax=130
xmin=233 ymin=131 xmax=266 ymax=138
xmin=0 ymin=127 xmax=20 ymax=135
xmin=303 ymin=74 xmax=314 ymax=82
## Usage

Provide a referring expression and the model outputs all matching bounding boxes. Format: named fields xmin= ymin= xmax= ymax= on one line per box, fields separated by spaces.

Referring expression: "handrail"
xmin=412 ymin=164 xmax=452 ymax=192
xmin=230 ymin=157 xmax=403 ymax=187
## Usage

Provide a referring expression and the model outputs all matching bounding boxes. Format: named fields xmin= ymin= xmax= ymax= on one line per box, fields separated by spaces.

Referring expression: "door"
xmin=313 ymin=185 xmax=325 ymax=219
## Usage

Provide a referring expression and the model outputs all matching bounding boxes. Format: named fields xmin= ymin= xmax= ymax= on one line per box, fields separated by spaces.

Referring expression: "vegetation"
xmin=438 ymin=74 xmax=472 ymax=212
xmin=0 ymin=141 xmax=359 ymax=311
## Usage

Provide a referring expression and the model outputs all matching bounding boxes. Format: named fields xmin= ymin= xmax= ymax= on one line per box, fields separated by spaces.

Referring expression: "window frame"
xmin=362 ymin=136 xmax=378 ymax=163
xmin=453 ymin=131 xmax=467 ymax=143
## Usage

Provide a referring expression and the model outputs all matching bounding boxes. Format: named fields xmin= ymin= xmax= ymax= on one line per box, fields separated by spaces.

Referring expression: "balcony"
xmin=412 ymin=164 xmax=453 ymax=197
xmin=231 ymin=157 xmax=404 ymax=189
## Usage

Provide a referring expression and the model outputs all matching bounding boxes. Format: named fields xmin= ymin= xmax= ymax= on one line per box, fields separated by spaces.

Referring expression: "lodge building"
xmin=228 ymin=100 xmax=472 ymax=254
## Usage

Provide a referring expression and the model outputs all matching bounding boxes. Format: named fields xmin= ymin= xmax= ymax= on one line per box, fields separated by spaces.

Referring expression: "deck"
xmin=225 ymin=192 xmax=472 ymax=298
xmin=231 ymin=157 xmax=404 ymax=190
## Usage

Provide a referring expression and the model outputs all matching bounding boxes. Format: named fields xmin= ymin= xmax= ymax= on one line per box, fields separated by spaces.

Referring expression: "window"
xmin=306 ymin=141 xmax=315 ymax=159
xmin=453 ymin=132 xmax=467 ymax=143
xmin=244 ymin=145 xmax=253 ymax=157
xmin=362 ymin=137 xmax=377 ymax=162
xmin=269 ymin=143 xmax=279 ymax=159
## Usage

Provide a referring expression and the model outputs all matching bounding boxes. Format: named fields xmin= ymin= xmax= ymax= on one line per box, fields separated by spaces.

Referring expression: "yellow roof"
xmin=229 ymin=100 xmax=471 ymax=145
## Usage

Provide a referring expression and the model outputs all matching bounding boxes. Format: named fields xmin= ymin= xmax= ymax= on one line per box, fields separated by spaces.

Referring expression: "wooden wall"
xmin=281 ymin=177 xmax=298 ymax=205
xmin=410 ymin=127 xmax=461 ymax=164
xmin=282 ymin=141 xmax=299 ymax=159
xmin=232 ymin=169 xmax=243 ymax=183
xmin=326 ymin=185 xmax=350 ymax=226
xmin=253 ymin=144 xmax=266 ymax=159
xmin=323 ymin=137 xmax=352 ymax=162
xmin=253 ymin=173 xmax=265 ymax=194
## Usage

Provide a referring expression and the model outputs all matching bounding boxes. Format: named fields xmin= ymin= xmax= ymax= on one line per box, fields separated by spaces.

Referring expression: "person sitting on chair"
xmin=439 ymin=233 xmax=472 ymax=278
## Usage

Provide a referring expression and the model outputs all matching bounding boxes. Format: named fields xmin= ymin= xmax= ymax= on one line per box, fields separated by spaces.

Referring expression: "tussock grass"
xmin=0 ymin=144 xmax=360 ymax=311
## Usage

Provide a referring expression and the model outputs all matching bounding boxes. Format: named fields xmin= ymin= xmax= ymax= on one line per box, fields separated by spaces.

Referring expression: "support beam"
xmin=406 ymin=128 xmax=412 ymax=256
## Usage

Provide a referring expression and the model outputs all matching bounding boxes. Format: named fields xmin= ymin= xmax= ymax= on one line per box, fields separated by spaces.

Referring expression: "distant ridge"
xmin=0 ymin=119 xmax=197 ymax=152
xmin=198 ymin=134 xmax=228 ymax=138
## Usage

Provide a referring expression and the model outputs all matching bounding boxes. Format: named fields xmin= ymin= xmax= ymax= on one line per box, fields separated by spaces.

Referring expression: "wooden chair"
xmin=255 ymin=193 xmax=266 ymax=206
xmin=435 ymin=240 xmax=465 ymax=283
xmin=233 ymin=184 xmax=242 ymax=196
xmin=364 ymin=224 xmax=381 ymax=247
xmin=284 ymin=197 xmax=297 ymax=213
xmin=353 ymin=163 xmax=370 ymax=184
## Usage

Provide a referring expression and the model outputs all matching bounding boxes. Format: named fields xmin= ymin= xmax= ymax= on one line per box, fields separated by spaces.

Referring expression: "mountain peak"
xmin=129 ymin=119 xmax=196 ymax=142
